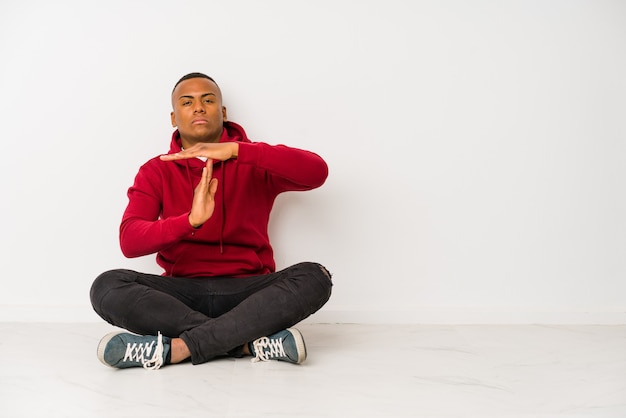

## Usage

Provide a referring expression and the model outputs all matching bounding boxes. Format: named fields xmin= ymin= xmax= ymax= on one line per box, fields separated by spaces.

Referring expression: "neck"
xmin=180 ymin=131 xmax=222 ymax=149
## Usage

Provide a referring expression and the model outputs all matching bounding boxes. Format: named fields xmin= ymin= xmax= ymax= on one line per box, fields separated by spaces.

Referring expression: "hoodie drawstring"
xmin=219 ymin=162 xmax=225 ymax=254
xmin=185 ymin=160 xmax=193 ymax=196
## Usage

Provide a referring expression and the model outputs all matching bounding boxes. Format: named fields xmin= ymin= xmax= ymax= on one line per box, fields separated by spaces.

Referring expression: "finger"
xmin=205 ymin=159 xmax=214 ymax=180
xmin=194 ymin=166 xmax=208 ymax=192
xmin=208 ymin=178 xmax=218 ymax=198
xmin=160 ymin=152 xmax=191 ymax=161
xmin=161 ymin=143 xmax=206 ymax=160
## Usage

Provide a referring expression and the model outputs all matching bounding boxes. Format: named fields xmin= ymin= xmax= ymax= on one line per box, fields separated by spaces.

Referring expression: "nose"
xmin=193 ymin=102 xmax=205 ymax=113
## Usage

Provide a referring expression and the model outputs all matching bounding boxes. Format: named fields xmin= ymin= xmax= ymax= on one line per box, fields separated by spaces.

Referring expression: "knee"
xmin=298 ymin=261 xmax=332 ymax=280
xmin=295 ymin=262 xmax=333 ymax=303
xmin=89 ymin=269 xmax=134 ymax=312
xmin=309 ymin=262 xmax=332 ymax=287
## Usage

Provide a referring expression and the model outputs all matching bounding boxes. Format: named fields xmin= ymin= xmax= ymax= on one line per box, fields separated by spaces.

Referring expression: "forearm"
xmin=237 ymin=142 xmax=328 ymax=189
xmin=119 ymin=213 xmax=194 ymax=258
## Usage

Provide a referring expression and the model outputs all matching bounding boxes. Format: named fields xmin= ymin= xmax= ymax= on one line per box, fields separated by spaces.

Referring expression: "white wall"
xmin=0 ymin=0 xmax=624 ymax=324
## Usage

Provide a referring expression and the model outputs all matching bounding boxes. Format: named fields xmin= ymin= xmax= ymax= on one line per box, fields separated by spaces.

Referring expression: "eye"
xmin=182 ymin=100 xmax=192 ymax=106
xmin=204 ymin=98 xmax=214 ymax=103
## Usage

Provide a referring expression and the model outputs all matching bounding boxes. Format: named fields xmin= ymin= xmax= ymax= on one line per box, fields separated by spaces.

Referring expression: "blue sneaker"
xmin=97 ymin=331 xmax=170 ymax=370
xmin=250 ymin=328 xmax=307 ymax=364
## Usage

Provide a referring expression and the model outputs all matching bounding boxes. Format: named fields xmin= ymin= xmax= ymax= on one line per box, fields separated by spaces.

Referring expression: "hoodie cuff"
xmin=165 ymin=213 xmax=198 ymax=238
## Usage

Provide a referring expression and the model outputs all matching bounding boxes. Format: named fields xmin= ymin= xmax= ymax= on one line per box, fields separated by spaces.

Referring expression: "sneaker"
xmin=250 ymin=328 xmax=307 ymax=364
xmin=97 ymin=331 xmax=170 ymax=370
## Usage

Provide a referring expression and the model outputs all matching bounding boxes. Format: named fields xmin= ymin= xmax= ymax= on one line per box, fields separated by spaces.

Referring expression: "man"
xmin=90 ymin=73 xmax=332 ymax=370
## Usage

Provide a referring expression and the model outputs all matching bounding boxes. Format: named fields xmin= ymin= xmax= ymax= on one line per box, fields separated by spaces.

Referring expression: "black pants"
xmin=90 ymin=262 xmax=332 ymax=364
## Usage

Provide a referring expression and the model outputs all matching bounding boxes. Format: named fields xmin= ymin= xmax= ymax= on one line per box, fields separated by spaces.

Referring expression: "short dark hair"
xmin=172 ymin=72 xmax=218 ymax=92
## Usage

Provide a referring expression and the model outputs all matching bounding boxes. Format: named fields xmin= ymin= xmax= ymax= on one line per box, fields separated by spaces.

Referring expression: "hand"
xmin=160 ymin=142 xmax=238 ymax=162
xmin=188 ymin=159 xmax=219 ymax=228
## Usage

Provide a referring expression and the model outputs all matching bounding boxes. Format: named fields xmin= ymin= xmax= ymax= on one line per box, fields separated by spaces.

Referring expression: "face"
xmin=170 ymin=77 xmax=228 ymax=147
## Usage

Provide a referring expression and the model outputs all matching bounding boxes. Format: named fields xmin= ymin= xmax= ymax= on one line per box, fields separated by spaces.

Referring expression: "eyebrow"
xmin=178 ymin=92 xmax=217 ymax=101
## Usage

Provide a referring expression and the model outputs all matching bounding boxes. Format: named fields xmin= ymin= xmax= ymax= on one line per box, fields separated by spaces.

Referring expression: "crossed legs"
xmin=90 ymin=262 xmax=332 ymax=366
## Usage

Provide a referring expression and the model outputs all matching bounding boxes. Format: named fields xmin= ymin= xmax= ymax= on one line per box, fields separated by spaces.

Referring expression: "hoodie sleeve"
xmin=236 ymin=142 xmax=328 ymax=192
xmin=119 ymin=162 xmax=196 ymax=258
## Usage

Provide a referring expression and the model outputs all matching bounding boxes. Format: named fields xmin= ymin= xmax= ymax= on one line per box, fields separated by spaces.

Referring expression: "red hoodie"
xmin=119 ymin=121 xmax=328 ymax=277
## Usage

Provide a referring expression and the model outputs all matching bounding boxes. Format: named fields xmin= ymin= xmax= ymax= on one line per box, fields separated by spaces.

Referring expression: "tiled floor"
xmin=1 ymin=322 xmax=625 ymax=417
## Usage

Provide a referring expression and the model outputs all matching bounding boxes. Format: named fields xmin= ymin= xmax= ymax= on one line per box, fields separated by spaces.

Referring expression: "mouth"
xmin=192 ymin=118 xmax=209 ymax=125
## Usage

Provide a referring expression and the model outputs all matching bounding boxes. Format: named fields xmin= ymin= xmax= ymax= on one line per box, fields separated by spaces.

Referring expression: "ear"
xmin=170 ymin=111 xmax=177 ymax=127
xmin=222 ymin=106 xmax=228 ymax=121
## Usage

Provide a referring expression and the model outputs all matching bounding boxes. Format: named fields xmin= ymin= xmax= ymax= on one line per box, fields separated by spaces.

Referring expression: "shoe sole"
xmin=96 ymin=331 xmax=125 ymax=368
xmin=286 ymin=327 xmax=307 ymax=364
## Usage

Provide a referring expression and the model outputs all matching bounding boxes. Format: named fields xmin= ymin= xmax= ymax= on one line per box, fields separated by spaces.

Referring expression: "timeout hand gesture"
xmin=160 ymin=142 xmax=239 ymax=228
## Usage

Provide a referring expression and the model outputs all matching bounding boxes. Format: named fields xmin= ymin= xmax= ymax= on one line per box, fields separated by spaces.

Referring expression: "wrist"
xmin=188 ymin=214 xmax=203 ymax=229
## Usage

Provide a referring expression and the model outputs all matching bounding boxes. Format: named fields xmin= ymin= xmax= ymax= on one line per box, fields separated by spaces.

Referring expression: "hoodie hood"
xmin=168 ymin=121 xmax=251 ymax=166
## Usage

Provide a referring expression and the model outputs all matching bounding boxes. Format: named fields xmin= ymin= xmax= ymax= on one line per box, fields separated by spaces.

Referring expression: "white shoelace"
xmin=122 ymin=331 xmax=165 ymax=370
xmin=251 ymin=336 xmax=286 ymax=363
